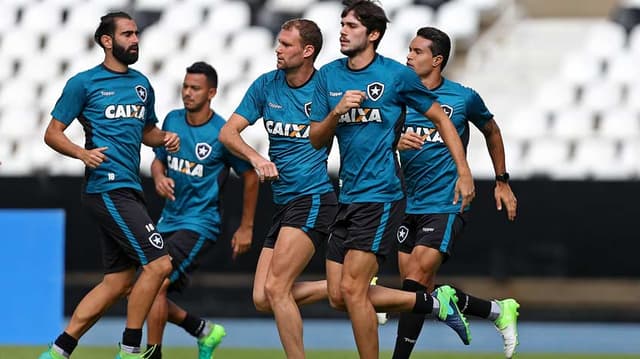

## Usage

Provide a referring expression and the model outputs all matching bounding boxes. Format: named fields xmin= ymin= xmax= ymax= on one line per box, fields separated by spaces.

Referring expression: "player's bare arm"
xmin=150 ymin=158 xmax=175 ymax=201
xmin=232 ymin=168 xmax=259 ymax=259
xmin=219 ymin=113 xmax=279 ymax=182
xmin=310 ymin=90 xmax=366 ymax=149
xmin=424 ymin=102 xmax=475 ymax=210
xmin=480 ymin=118 xmax=517 ymax=221
xmin=142 ymin=125 xmax=180 ymax=153
xmin=44 ymin=118 xmax=108 ymax=168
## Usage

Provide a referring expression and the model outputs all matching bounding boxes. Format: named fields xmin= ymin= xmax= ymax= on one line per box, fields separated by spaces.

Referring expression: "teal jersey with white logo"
xmin=400 ymin=78 xmax=493 ymax=214
xmin=51 ymin=64 xmax=158 ymax=193
xmin=234 ymin=69 xmax=333 ymax=205
xmin=154 ymin=109 xmax=252 ymax=240
xmin=310 ymin=54 xmax=437 ymax=204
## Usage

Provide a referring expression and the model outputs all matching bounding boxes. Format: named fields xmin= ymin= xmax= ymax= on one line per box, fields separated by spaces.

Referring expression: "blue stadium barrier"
xmin=0 ymin=209 xmax=65 ymax=344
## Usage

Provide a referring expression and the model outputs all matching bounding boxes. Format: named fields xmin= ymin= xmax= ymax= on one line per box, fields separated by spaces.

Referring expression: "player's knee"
xmin=144 ymin=255 xmax=173 ymax=278
xmin=264 ymin=278 xmax=287 ymax=303
xmin=328 ymin=287 xmax=345 ymax=311
xmin=253 ymin=292 xmax=272 ymax=313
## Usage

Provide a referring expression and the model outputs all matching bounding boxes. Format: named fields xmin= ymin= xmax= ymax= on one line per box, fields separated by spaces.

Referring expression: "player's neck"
xmin=186 ymin=108 xmax=213 ymax=126
xmin=347 ymin=48 xmax=375 ymax=70
xmin=422 ymin=72 xmax=443 ymax=90
xmin=285 ymin=64 xmax=314 ymax=88
xmin=103 ymin=55 xmax=128 ymax=73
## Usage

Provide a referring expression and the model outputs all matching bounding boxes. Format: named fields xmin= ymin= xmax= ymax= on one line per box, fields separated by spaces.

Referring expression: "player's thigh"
xmin=341 ymin=249 xmax=379 ymax=297
xmin=326 ymin=258 xmax=344 ymax=309
xmin=268 ymin=226 xmax=316 ymax=284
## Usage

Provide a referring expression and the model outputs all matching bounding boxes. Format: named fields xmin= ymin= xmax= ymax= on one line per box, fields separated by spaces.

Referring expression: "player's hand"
xmin=397 ymin=132 xmax=424 ymax=151
xmin=453 ymin=173 xmax=475 ymax=212
xmin=79 ymin=147 xmax=108 ymax=168
xmin=252 ymin=157 xmax=279 ymax=182
xmin=154 ymin=175 xmax=175 ymax=201
xmin=333 ymin=90 xmax=367 ymax=115
xmin=163 ymin=132 xmax=180 ymax=153
xmin=231 ymin=225 xmax=253 ymax=260
xmin=495 ymin=182 xmax=517 ymax=221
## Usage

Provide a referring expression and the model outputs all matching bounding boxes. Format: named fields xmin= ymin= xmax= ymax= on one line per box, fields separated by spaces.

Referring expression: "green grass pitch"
xmin=3 ymin=347 xmax=637 ymax=359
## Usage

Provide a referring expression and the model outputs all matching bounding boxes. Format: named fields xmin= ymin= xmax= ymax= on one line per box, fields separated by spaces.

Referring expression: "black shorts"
xmin=164 ymin=230 xmax=215 ymax=292
xmin=396 ymin=212 xmax=469 ymax=260
xmin=82 ymin=188 xmax=168 ymax=274
xmin=263 ymin=191 xmax=338 ymax=250
xmin=326 ymin=199 xmax=405 ymax=264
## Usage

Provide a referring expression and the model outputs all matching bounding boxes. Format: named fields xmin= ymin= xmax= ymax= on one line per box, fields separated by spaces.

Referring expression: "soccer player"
xmin=145 ymin=62 xmax=259 ymax=359
xmin=39 ymin=12 xmax=179 ymax=359
xmin=218 ymin=19 xmax=337 ymax=358
xmin=309 ymin=1 xmax=476 ymax=358
xmin=392 ymin=27 xmax=520 ymax=359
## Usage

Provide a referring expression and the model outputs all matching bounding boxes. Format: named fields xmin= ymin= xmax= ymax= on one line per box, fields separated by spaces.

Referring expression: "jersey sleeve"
xmin=234 ymin=75 xmax=267 ymax=125
xmin=310 ymin=67 xmax=329 ymax=122
xmin=50 ymin=74 xmax=87 ymax=125
xmin=466 ymin=88 xmax=493 ymax=130
xmin=145 ymin=83 xmax=159 ymax=126
xmin=396 ymin=66 xmax=437 ymax=115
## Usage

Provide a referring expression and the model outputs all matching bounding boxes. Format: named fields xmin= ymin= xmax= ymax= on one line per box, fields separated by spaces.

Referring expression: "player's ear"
xmin=303 ymin=44 xmax=315 ymax=59
xmin=208 ymin=88 xmax=217 ymax=100
xmin=100 ymin=34 xmax=113 ymax=49
xmin=433 ymin=55 xmax=443 ymax=68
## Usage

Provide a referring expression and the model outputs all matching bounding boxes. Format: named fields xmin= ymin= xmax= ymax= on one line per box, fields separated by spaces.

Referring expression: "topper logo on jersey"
xmin=338 ymin=107 xmax=382 ymax=124
xmin=104 ymin=104 xmax=146 ymax=120
xmin=304 ymin=102 xmax=312 ymax=118
xmin=135 ymin=85 xmax=147 ymax=102
xmin=264 ymin=120 xmax=310 ymax=138
xmin=397 ymin=225 xmax=409 ymax=243
xmin=195 ymin=142 xmax=212 ymax=160
xmin=167 ymin=154 xmax=204 ymax=177
xmin=367 ymin=82 xmax=384 ymax=101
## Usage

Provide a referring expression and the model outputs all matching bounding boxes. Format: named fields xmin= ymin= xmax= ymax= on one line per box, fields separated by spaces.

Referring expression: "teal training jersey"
xmin=154 ymin=109 xmax=252 ymax=240
xmin=400 ymin=78 xmax=493 ymax=214
xmin=51 ymin=64 xmax=158 ymax=193
xmin=310 ymin=54 xmax=437 ymax=204
xmin=234 ymin=69 xmax=333 ymax=205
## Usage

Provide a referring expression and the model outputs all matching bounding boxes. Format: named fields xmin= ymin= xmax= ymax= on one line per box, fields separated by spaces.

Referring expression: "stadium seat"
xmin=0 ymin=82 xmax=39 ymax=109
xmin=134 ymin=0 xmax=175 ymax=12
xmin=391 ymin=5 xmax=436 ymax=39
xmin=228 ymin=27 xmax=275 ymax=62
xmin=64 ymin=3 xmax=109 ymax=33
xmin=557 ymin=137 xmax=618 ymax=179
xmin=265 ymin=0 xmax=317 ymax=13
xmin=559 ymin=52 xmax=602 ymax=88
xmin=606 ymin=52 xmax=640 ymax=86
xmin=376 ymin=0 xmax=413 ymax=14
xmin=435 ymin=0 xmax=480 ymax=50
xmin=18 ymin=2 xmax=64 ymax=33
xmin=598 ymin=109 xmax=640 ymax=140
xmin=303 ymin=1 xmax=343 ymax=37
xmin=0 ymin=106 xmax=41 ymax=141
xmin=140 ymin=24 xmax=183 ymax=63
xmin=501 ymin=108 xmax=550 ymax=141
xmin=182 ymin=28 xmax=226 ymax=61
xmin=43 ymin=28 xmax=95 ymax=62
xmin=203 ymin=1 xmax=252 ymax=38
xmin=534 ymin=79 xmax=577 ymax=113
xmin=583 ymin=21 xmax=627 ymax=62
xmin=377 ymin=25 xmax=410 ymax=63
xmin=0 ymin=29 xmax=41 ymax=60
xmin=157 ymin=1 xmax=204 ymax=32
xmin=0 ymin=4 xmax=17 ymax=32
xmin=550 ymin=108 xmax=595 ymax=140
xmin=524 ymin=138 xmax=571 ymax=178
xmin=327 ymin=139 xmax=341 ymax=176
xmin=619 ymin=139 xmax=640 ymax=178
xmin=580 ymin=80 xmax=623 ymax=113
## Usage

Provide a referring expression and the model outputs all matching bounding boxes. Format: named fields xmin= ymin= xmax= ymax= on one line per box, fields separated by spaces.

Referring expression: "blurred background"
xmin=1 ymin=0 xmax=639 ymax=354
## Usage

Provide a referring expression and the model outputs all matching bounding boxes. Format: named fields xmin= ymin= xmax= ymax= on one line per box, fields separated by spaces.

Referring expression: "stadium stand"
xmin=0 ymin=0 xmax=639 ymax=180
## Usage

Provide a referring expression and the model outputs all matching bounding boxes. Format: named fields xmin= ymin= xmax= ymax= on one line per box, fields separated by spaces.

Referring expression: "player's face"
xmin=339 ymin=11 xmax=370 ymax=57
xmin=111 ymin=18 xmax=139 ymax=65
xmin=406 ymin=36 xmax=435 ymax=78
xmin=275 ymin=27 xmax=305 ymax=70
xmin=182 ymin=73 xmax=215 ymax=112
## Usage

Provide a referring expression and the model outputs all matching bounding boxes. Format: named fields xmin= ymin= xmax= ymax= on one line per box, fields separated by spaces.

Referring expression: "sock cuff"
xmin=402 ymin=279 xmax=427 ymax=292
